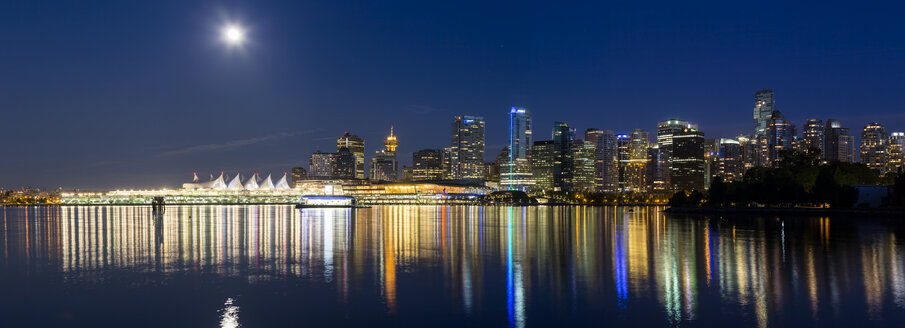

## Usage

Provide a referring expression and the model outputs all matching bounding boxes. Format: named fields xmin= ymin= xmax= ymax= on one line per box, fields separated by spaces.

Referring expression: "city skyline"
xmin=2 ymin=1 xmax=904 ymax=189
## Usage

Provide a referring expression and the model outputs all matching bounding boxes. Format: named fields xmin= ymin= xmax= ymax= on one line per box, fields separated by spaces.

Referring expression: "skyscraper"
xmin=571 ymin=139 xmax=596 ymax=192
xmin=656 ymin=119 xmax=693 ymax=189
xmin=552 ymin=122 xmax=574 ymax=191
xmin=450 ymin=116 xmax=485 ymax=180
xmin=618 ymin=128 xmax=649 ymax=192
xmin=308 ymin=151 xmax=334 ymax=179
xmin=290 ymin=166 xmax=308 ymax=188
xmin=530 ymin=140 xmax=555 ymax=191
xmin=412 ymin=149 xmax=444 ymax=181
xmin=766 ymin=110 xmax=796 ymax=164
xmin=825 ymin=119 xmax=855 ymax=163
xmin=800 ymin=119 xmax=825 ymax=156
xmin=737 ymin=134 xmax=756 ymax=172
xmin=717 ymin=138 xmax=743 ymax=182
xmin=332 ymin=147 xmax=356 ymax=179
xmin=753 ymin=89 xmax=775 ymax=137
xmin=337 ymin=132 xmax=365 ymax=179
xmin=860 ymin=123 xmax=888 ymax=174
xmin=501 ymin=107 xmax=534 ymax=190
xmin=370 ymin=127 xmax=399 ymax=181
xmin=889 ymin=132 xmax=905 ymax=173
xmin=671 ymin=128 xmax=705 ymax=191
xmin=585 ymin=128 xmax=618 ymax=192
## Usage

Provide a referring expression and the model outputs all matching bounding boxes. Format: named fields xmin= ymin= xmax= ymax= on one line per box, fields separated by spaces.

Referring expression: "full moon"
xmin=221 ymin=24 xmax=245 ymax=46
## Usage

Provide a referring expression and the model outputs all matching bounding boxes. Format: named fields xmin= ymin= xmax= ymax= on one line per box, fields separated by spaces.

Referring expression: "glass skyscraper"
xmin=753 ymin=89 xmax=775 ymax=137
xmin=585 ymin=128 xmax=618 ymax=192
xmin=501 ymin=107 xmax=534 ymax=190
xmin=450 ymin=116 xmax=485 ymax=180
xmin=860 ymin=123 xmax=888 ymax=174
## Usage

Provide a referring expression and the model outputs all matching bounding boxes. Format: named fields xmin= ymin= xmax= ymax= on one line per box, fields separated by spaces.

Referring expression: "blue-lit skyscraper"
xmin=552 ymin=122 xmax=574 ymax=191
xmin=501 ymin=107 xmax=534 ymax=190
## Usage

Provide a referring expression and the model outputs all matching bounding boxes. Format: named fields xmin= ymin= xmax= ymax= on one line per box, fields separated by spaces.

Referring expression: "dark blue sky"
xmin=2 ymin=1 xmax=903 ymax=189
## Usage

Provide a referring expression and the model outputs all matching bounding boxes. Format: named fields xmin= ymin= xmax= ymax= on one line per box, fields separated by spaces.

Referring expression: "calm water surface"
xmin=2 ymin=205 xmax=905 ymax=327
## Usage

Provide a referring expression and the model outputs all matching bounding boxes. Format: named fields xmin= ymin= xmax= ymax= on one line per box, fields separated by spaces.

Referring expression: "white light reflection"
xmin=219 ymin=298 xmax=240 ymax=328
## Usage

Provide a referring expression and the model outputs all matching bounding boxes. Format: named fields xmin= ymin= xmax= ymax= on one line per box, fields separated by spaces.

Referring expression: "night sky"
xmin=2 ymin=1 xmax=903 ymax=189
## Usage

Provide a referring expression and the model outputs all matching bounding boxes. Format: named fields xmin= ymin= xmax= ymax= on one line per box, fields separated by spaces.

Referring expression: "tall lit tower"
xmin=502 ymin=107 xmax=534 ymax=190
xmin=825 ymin=119 xmax=854 ymax=163
xmin=753 ymin=89 xmax=775 ymax=136
xmin=860 ymin=123 xmax=888 ymax=174
xmin=385 ymin=125 xmax=398 ymax=153
xmin=800 ymin=119 xmax=825 ymax=156
xmin=370 ymin=126 xmax=399 ymax=181
xmin=450 ymin=116 xmax=486 ymax=180
xmin=337 ymin=132 xmax=365 ymax=179
xmin=889 ymin=132 xmax=905 ymax=173
xmin=585 ymin=129 xmax=618 ymax=192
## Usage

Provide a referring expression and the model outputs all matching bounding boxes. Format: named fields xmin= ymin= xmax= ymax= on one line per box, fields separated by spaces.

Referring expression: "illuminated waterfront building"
xmin=333 ymin=147 xmax=356 ymax=179
xmin=571 ymin=139 xmax=596 ymax=192
xmin=860 ymin=123 xmax=889 ymax=174
xmin=656 ymin=119 xmax=694 ymax=190
xmin=766 ymin=110 xmax=796 ymax=165
xmin=737 ymin=134 xmax=756 ymax=171
xmin=309 ymin=151 xmax=334 ymax=179
xmin=617 ymin=133 xmax=630 ymax=191
xmin=824 ymin=119 xmax=855 ymax=163
xmin=530 ymin=140 xmax=555 ymax=191
xmin=800 ymin=119 xmax=825 ymax=155
xmin=450 ymin=116 xmax=485 ymax=180
xmin=412 ymin=149 xmax=444 ymax=181
xmin=890 ymin=132 xmax=905 ymax=173
xmin=753 ymin=88 xmax=775 ymax=137
xmin=501 ymin=107 xmax=534 ymax=191
xmin=647 ymin=145 xmax=663 ymax=190
xmin=585 ymin=128 xmax=618 ymax=192
xmin=617 ymin=128 xmax=649 ymax=192
xmin=291 ymin=167 xmax=308 ymax=188
xmin=717 ymin=139 xmax=743 ymax=182
xmin=670 ymin=128 xmax=705 ymax=191
xmin=337 ymin=132 xmax=366 ymax=179
xmin=370 ymin=127 xmax=399 ymax=182
xmin=552 ymin=122 xmax=574 ymax=191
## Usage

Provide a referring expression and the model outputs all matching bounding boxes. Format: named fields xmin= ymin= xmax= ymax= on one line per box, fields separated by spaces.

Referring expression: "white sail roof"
xmin=259 ymin=174 xmax=274 ymax=190
xmin=227 ymin=174 xmax=244 ymax=190
xmin=244 ymin=174 xmax=259 ymax=190
xmin=275 ymin=173 xmax=290 ymax=190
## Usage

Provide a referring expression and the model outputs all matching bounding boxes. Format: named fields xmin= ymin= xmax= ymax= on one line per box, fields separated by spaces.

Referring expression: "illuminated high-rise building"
xmin=332 ymin=147 xmax=356 ymax=179
xmin=656 ymin=119 xmax=694 ymax=189
xmin=530 ymin=140 xmax=555 ymax=191
xmin=825 ymin=119 xmax=855 ymax=163
xmin=337 ymin=132 xmax=365 ymax=179
xmin=766 ymin=110 xmax=796 ymax=164
xmin=501 ymin=107 xmax=534 ymax=190
xmin=616 ymin=128 xmax=649 ymax=192
xmin=670 ymin=128 xmax=705 ymax=191
xmin=585 ymin=128 xmax=618 ymax=192
xmin=412 ymin=149 xmax=444 ymax=181
xmin=308 ymin=151 xmax=334 ymax=179
xmin=290 ymin=166 xmax=308 ymax=188
xmin=860 ymin=123 xmax=888 ymax=174
xmin=717 ymin=138 xmax=743 ymax=182
xmin=753 ymin=89 xmax=775 ymax=137
xmin=800 ymin=119 xmax=825 ymax=156
xmin=704 ymin=139 xmax=720 ymax=188
xmin=571 ymin=140 xmax=596 ymax=192
xmin=370 ymin=127 xmax=399 ymax=181
xmin=450 ymin=116 xmax=485 ymax=180
xmin=889 ymin=132 xmax=905 ymax=173
xmin=552 ymin=122 xmax=574 ymax=191
xmin=737 ymin=134 xmax=756 ymax=172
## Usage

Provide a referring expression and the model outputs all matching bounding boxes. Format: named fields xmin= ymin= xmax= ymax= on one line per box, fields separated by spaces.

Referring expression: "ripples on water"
xmin=1 ymin=205 xmax=904 ymax=327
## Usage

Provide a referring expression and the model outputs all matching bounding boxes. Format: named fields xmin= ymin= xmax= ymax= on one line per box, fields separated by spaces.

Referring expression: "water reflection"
xmin=2 ymin=205 xmax=905 ymax=326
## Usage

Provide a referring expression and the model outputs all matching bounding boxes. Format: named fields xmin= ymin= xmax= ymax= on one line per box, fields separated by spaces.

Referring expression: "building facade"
xmin=670 ymin=128 xmax=705 ymax=191
xmin=308 ymin=151 xmax=334 ymax=179
xmin=800 ymin=119 xmax=825 ymax=156
xmin=337 ymin=132 xmax=366 ymax=179
xmin=412 ymin=149 xmax=444 ymax=181
xmin=825 ymin=119 xmax=855 ymax=163
xmin=450 ymin=116 xmax=486 ymax=180
xmin=370 ymin=127 xmax=399 ymax=181
xmin=890 ymin=132 xmax=905 ymax=173
xmin=571 ymin=139 xmax=596 ymax=192
xmin=717 ymin=139 xmax=743 ymax=182
xmin=766 ymin=110 xmax=796 ymax=165
xmin=656 ymin=119 xmax=693 ymax=190
xmin=552 ymin=122 xmax=574 ymax=191
xmin=860 ymin=123 xmax=889 ymax=174
xmin=501 ymin=107 xmax=534 ymax=190
xmin=753 ymin=89 xmax=775 ymax=137
xmin=530 ymin=141 xmax=555 ymax=191
xmin=585 ymin=128 xmax=618 ymax=192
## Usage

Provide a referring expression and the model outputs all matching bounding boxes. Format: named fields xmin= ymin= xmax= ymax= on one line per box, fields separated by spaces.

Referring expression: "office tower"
xmin=502 ymin=107 xmax=534 ymax=190
xmin=332 ymin=147 xmax=356 ymax=179
xmin=737 ymin=135 xmax=756 ymax=172
xmin=308 ymin=151 xmax=334 ymax=179
xmin=290 ymin=167 xmax=308 ymax=188
xmin=647 ymin=145 xmax=663 ymax=190
xmin=616 ymin=128 xmax=649 ymax=192
xmin=718 ymin=138 xmax=744 ymax=182
xmin=671 ymin=128 xmax=705 ymax=191
xmin=585 ymin=129 xmax=618 ymax=192
xmin=825 ymin=119 xmax=855 ymax=163
xmin=800 ymin=119 xmax=825 ymax=156
xmin=370 ymin=127 xmax=399 ymax=181
xmin=704 ymin=139 xmax=720 ymax=187
xmin=530 ymin=141 xmax=555 ymax=191
xmin=889 ymin=132 xmax=905 ymax=173
xmin=616 ymin=133 xmax=630 ymax=191
xmin=337 ymin=132 xmax=365 ymax=179
xmin=656 ymin=119 xmax=694 ymax=189
xmin=442 ymin=146 xmax=456 ymax=180
xmin=753 ymin=89 xmax=775 ymax=137
xmin=552 ymin=122 xmax=574 ymax=191
xmin=450 ymin=116 xmax=486 ymax=180
xmin=861 ymin=123 xmax=889 ymax=174
xmin=489 ymin=147 xmax=508 ymax=182
xmin=766 ymin=110 xmax=796 ymax=164
xmin=571 ymin=140 xmax=596 ymax=192
xmin=412 ymin=149 xmax=444 ymax=181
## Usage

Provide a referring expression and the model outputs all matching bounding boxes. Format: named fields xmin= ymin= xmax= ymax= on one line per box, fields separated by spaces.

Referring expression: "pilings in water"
xmin=151 ymin=196 xmax=165 ymax=213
